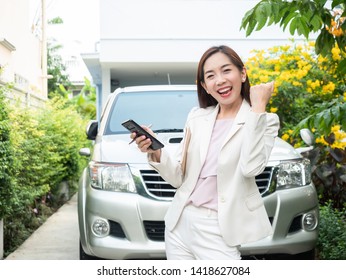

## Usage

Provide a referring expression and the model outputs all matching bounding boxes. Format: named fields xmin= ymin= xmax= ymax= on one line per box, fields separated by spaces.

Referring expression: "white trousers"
xmin=165 ymin=204 xmax=241 ymax=260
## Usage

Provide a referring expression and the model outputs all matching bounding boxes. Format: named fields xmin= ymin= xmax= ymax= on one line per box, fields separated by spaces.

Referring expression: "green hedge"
xmin=317 ymin=202 xmax=346 ymax=260
xmin=0 ymin=90 xmax=91 ymax=256
xmin=0 ymin=85 xmax=14 ymax=219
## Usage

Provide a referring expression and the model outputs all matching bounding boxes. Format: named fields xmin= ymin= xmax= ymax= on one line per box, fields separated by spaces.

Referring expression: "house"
xmin=82 ymin=0 xmax=311 ymax=119
xmin=0 ymin=0 xmax=47 ymax=108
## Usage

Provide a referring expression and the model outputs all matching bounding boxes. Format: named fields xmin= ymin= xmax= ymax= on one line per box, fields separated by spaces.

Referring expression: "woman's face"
xmin=201 ymin=52 xmax=246 ymax=109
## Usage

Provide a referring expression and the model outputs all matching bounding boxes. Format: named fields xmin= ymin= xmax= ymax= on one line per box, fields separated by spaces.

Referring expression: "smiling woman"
xmin=133 ymin=45 xmax=281 ymax=260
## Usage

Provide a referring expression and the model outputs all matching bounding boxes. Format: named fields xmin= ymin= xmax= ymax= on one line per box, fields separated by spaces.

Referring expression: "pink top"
xmin=187 ymin=118 xmax=234 ymax=211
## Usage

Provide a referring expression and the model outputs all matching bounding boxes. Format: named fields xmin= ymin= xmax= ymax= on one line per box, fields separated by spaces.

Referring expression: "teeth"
xmin=218 ymin=87 xmax=232 ymax=94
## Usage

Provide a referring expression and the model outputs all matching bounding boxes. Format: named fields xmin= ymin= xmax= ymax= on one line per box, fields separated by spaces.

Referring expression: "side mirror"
xmin=300 ymin=128 xmax=315 ymax=146
xmin=79 ymin=148 xmax=91 ymax=157
xmin=86 ymin=120 xmax=98 ymax=140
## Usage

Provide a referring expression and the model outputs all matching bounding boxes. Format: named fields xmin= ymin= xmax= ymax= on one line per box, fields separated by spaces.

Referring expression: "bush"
xmin=0 ymin=85 xmax=14 ymax=219
xmin=246 ymin=41 xmax=346 ymax=209
xmin=317 ymin=202 xmax=346 ymax=260
xmin=2 ymin=95 xmax=91 ymax=256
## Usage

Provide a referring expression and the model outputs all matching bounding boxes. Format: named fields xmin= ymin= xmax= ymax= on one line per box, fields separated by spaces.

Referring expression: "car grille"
xmin=143 ymin=221 xmax=165 ymax=241
xmin=140 ymin=167 xmax=274 ymax=199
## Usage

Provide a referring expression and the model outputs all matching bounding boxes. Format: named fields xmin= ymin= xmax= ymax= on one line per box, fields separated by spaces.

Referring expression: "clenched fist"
xmin=250 ymin=81 xmax=275 ymax=113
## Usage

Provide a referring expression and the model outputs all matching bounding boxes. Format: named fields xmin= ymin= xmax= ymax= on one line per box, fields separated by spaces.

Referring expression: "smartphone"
xmin=121 ymin=119 xmax=164 ymax=150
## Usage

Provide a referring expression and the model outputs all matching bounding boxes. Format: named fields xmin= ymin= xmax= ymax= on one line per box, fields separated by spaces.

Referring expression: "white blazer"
xmin=149 ymin=100 xmax=280 ymax=246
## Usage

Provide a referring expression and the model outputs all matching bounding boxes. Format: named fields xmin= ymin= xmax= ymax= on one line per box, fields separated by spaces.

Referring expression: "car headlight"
xmin=277 ymin=158 xmax=311 ymax=188
xmin=89 ymin=161 xmax=137 ymax=193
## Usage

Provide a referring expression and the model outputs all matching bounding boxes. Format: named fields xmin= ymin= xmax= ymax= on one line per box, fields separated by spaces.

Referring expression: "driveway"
xmin=5 ymin=194 xmax=79 ymax=260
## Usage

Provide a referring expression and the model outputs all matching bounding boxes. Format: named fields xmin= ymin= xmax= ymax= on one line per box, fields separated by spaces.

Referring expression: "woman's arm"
xmin=240 ymin=81 xmax=280 ymax=177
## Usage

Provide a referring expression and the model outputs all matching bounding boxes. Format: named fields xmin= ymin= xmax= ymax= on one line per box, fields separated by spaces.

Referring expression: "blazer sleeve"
xmin=240 ymin=111 xmax=280 ymax=177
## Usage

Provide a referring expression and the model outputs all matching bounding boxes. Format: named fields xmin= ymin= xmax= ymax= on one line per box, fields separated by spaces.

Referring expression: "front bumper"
xmin=79 ymin=179 xmax=318 ymax=259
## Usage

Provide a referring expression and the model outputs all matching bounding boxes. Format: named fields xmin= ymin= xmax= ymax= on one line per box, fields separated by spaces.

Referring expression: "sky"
xmin=29 ymin=0 xmax=100 ymax=81
xmin=31 ymin=0 xmax=100 ymax=54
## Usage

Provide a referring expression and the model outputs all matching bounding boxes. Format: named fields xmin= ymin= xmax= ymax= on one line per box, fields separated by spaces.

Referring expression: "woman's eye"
xmin=224 ymin=68 xmax=231 ymax=73
xmin=206 ymin=74 xmax=214 ymax=79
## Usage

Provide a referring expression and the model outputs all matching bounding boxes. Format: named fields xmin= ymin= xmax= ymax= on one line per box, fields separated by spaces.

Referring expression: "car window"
xmin=105 ymin=90 xmax=199 ymax=135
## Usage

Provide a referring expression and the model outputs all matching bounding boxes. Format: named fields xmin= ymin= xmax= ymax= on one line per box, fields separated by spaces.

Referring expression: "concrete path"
xmin=5 ymin=194 xmax=79 ymax=260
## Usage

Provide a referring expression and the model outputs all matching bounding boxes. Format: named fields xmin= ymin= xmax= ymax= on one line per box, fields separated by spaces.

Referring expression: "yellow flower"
xmin=310 ymin=80 xmax=321 ymax=90
xmin=294 ymin=142 xmax=301 ymax=148
xmin=281 ymin=134 xmax=290 ymax=141
xmin=270 ymin=107 xmax=278 ymax=113
xmin=322 ymin=82 xmax=335 ymax=94
xmin=293 ymin=81 xmax=302 ymax=86
xmin=331 ymin=125 xmax=341 ymax=133
xmin=315 ymin=136 xmax=329 ymax=146
xmin=260 ymin=76 xmax=269 ymax=83
xmin=331 ymin=47 xmax=341 ymax=61
xmin=331 ymin=142 xmax=346 ymax=149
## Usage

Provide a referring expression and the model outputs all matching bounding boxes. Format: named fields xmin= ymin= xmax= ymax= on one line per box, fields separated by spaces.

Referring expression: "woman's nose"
xmin=216 ymin=75 xmax=226 ymax=85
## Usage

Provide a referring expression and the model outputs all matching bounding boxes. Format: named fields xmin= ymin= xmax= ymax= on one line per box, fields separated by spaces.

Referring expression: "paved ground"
xmin=5 ymin=194 xmax=79 ymax=260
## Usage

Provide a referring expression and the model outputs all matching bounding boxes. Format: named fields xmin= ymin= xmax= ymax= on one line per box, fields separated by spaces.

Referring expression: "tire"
xmin=291 ymin=249 xmax=316 ymax=260
xmin=243 ymin=249 xmax=316 ymax=260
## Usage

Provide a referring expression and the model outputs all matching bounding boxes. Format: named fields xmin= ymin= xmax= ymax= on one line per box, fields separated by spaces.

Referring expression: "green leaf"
xmin=315 ymin=29 xmax=335 ymax=56
xmin=254 ymin=3 xmax=271 ymax=30
xmin=289 ymin=17 xmax=298 ymax=35
xmin=337 ymin=58 xmax=346 ymax=75
xmin=281 ymin=11 xmax=298 ymax=31
xmin=331 ymin=105 xmax=341 ymax=121
xmin=323 ymin=109 xmax=333 ymax=130
xmin=246 ymin=19 xmax=257 ymax=37
xmin=331 ymin=0 xmax=345 ymax=9
xmin=309 ymin=14 xmax=323 ymax=31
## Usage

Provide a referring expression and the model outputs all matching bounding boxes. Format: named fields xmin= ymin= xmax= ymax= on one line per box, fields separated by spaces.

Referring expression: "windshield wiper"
xmin=153 ymin=128 xmax=183 ymax=133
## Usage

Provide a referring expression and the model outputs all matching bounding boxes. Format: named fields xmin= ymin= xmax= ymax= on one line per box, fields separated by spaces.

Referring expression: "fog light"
xmin=92 ymin=218 xmax=110 ymax=237
xmin=303 ymin=213 xmax=318 ymax=231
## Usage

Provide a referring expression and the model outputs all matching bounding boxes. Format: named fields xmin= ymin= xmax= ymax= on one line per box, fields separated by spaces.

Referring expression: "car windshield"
xmin=105 ymin=90 xmax=199 ymax=134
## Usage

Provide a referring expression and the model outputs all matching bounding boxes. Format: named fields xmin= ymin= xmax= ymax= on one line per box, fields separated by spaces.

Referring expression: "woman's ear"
xmin=241 ymin=67 xmax=247 ymax=83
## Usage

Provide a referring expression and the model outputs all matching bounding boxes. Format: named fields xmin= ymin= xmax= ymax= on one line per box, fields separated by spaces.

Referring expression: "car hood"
xmin=93 ymin=133 xmax=182 ymax=163
xmin=93 ymin=134 xmax=301 ymax=164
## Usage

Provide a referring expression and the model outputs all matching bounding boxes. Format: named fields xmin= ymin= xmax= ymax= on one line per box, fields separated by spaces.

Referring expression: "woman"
xmin=132 ymin=45 xmax=280 ymax=259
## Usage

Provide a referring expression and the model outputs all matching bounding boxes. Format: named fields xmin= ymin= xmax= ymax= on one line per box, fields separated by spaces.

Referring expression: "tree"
xmin=240 ymin=0 xmax=346 ymax=74
xmin=241 ymin=0 xmax=345 ymax=134
xmin=67 ymin=77 xmax=97 ymax=120
xmin=241 ymin=1 xmax=346 ymax=210
xmin=0 ymin=85 xmax=14 ymax=219
xmin=47 ymin=40 xmax=71 ymax=98
xmin=47 ymin=17 xmax=71 ymax=98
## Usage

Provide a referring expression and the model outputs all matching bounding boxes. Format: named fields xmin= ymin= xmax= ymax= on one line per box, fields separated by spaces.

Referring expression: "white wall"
xmin=0 ymin=0 xmax=44 ymax=96
xmin=93 ymin=0 xmax=314 ymax=111
xmin=100 ymin=0 xmax=308 ymax=61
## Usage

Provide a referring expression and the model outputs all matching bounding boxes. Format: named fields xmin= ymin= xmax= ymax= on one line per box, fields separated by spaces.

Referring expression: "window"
xmin=105 ymin=90 xmax=198 ymax=134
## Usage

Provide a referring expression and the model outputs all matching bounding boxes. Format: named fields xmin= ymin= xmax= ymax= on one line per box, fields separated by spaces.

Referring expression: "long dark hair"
xmin=196 ymin=45 xmax=251 ymax=108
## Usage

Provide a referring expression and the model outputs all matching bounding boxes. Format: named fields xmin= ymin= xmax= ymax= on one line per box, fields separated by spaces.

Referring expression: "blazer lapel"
xmin=199 ymin=105 xmax=219 ymax=163
xmin=221 ymin=100 xmax=250 ymax=148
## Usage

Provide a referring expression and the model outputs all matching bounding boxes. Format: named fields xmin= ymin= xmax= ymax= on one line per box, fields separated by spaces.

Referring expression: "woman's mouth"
xmin=217 ymin=87 xmax=232 ymax=97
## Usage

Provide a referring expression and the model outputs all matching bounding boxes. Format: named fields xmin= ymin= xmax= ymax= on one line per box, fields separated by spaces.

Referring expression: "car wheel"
xmin=292 ymin=249 xmax=316 ymax=260
xmin=242 ymin=249 xmax=316 ymax=260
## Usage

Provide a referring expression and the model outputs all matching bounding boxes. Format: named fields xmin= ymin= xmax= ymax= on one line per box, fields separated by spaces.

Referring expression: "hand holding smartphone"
xmin=121 ymin=119 xmax=164 ymax=150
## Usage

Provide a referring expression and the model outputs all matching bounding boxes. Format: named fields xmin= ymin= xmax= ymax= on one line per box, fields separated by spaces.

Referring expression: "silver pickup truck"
xmin=78 ymin=85 xmax=319 ymax=260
